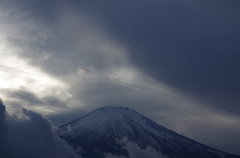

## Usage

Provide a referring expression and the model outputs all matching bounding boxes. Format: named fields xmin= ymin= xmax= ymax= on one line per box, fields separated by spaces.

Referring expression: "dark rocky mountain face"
xmin=58 ymin=107 xmax=240 ymax=158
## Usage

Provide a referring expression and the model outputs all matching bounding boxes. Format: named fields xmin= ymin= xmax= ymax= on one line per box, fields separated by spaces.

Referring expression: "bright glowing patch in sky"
xmin=0 ymin=40 xmax=67 ymax=98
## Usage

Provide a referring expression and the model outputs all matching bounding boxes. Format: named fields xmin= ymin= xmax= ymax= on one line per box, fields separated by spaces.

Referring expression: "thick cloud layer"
xmin=0 ymin=100 xmax=79 ymax=158
xmin=74 ymin=0 xmax=240 ymax=113
xmin=65 ymin=0 xmax=240 ymax=113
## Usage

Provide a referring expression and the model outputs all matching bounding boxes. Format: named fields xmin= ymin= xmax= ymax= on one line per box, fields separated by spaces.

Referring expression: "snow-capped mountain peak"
xmin=58 ymin=106 xmax=240 ymax=158
xmin=61 ymin=107 xmax=154 ymax=132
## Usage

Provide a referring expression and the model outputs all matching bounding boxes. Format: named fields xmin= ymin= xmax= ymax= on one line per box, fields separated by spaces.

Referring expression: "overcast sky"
xmin=0 ymin=0 xmax=240 ymax=155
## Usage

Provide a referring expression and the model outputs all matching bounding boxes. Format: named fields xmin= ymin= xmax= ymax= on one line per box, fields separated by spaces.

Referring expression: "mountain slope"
xmin=58 ymin=107 xmax=240 ymax=158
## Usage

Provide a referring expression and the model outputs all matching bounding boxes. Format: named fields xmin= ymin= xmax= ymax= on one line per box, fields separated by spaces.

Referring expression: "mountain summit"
xmin=58 ymin=107 xmax=239 ymax=158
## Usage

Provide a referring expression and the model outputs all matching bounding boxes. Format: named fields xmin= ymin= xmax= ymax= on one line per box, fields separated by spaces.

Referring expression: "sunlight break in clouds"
xmin=0 ymin=39 xmax=70 ymax=114
xmin=0 ymin=46 xmax=65 ymax=94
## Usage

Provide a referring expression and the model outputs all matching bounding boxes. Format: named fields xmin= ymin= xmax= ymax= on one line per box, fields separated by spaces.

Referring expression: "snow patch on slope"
xmin=105 ymin=138 xmax=169 ymax=158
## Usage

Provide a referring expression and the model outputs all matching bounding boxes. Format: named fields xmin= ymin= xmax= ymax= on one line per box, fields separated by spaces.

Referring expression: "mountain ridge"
xmin=58 ymin=106 xmax=240 ymax=158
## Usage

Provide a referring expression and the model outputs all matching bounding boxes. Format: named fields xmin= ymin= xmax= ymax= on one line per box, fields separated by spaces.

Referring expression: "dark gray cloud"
xmin=63 ymin=0 xmax=240 ymax=114
xmin=0 ymin=99 xmax=8 ymax=156
xmin=0 ymin=0 xmax=129 ymax=77
xmin=9 ymin=0 xmax=239 ymax=115
xmin=0 ymin=101 xmax=79 ymax=158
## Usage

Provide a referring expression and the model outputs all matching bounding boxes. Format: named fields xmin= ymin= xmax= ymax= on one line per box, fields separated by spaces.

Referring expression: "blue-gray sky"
xmin=0 ymin=0 xmax=240 ymax=155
